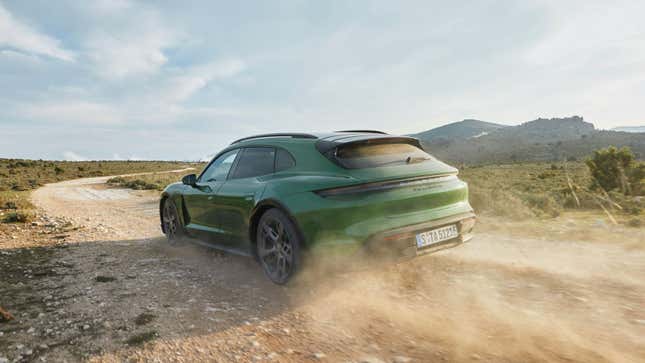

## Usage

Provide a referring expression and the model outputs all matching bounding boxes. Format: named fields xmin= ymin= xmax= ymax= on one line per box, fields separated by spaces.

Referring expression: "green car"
xmin=160 ymin=131 xmax=475 ymax=284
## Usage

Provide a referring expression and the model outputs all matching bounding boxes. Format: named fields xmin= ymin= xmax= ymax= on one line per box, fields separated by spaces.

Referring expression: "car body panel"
xmin=216 ymin=176 xmax=268 ymax=250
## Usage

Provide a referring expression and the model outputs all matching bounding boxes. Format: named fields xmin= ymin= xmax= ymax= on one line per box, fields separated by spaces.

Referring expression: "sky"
xmin=1 ymin=0 xmax=644 ymax=160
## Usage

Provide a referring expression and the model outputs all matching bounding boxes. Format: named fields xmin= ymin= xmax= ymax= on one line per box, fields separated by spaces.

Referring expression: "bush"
xmin=537 ymin=171 xmax=556 ymax=179
xmin=2 ymin=211 xmax=33 ymax=223
xmin=586 ymin=146 xmax=644 ymax=195
xmin=523 ymin=193 xmax=562 ymax=217
xmin=124 ymin=179 xmax=159 ymax=190
xmin=2 ymin=201 xmax=17 ymax=210
xmin=107 ymin=177 xmax=126 ymax=184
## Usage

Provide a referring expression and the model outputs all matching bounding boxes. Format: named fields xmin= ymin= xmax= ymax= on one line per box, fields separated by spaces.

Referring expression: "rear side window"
xmin=275 ymin=149 xmax=296 ymax=172
xmin=229 ymin=147 xmax=275 ymax=179
xmin=335 ymin=143 xmax=431 ymax=169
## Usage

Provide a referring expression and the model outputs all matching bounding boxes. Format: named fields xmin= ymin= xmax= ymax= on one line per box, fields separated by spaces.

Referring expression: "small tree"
xmin=585 ymin=146 xmax=644 ymax=195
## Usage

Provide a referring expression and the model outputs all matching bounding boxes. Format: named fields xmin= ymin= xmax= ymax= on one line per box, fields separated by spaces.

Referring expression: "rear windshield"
xmin=335 ymin=142 xmax=431 ymax=169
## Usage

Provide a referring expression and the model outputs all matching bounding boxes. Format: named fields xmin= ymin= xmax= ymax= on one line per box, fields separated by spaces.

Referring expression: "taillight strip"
xmin=314 ymin=174 xmax=457 ymax=197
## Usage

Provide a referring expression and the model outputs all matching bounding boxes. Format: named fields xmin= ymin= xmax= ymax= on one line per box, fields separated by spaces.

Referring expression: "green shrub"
xmin=2 ymin=201 xmax=17 ymax=210
xmin=107 ymin=176 xmax=126 ymax=184
xmin=523 ymin=193 xmax=561 ymax=217
xmin=2 ymin=211 xmax=33 ymax=223
xmin=124 ymin=179 xmax=159 ymax=190
xmin=586 ymin=146 xmax=644 ymax=195
xmin=537 ymin=171 xmax=556 ymax=179
xmin=126 ymin=331 xmax=158 ymax=346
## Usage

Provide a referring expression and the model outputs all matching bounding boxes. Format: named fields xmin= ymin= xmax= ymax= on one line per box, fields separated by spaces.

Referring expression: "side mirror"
xmin=182 ymin=174 xmax=197 ymax=187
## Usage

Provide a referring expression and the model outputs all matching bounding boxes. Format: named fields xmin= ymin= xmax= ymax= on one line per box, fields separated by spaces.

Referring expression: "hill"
xmin=413 ymin=119 xmax=507 ymax=141
xmin=415 ymin=116 xmax=645 ymax=164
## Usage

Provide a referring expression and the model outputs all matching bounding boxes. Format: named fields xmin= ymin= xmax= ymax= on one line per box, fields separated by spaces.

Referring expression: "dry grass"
xmin=459 ymin=162 xmax=643 ymax=224
xmin=107 ymin=168 xmax=204 ymax=191
xmin=0 ymin=159 xmax=202 ymax=224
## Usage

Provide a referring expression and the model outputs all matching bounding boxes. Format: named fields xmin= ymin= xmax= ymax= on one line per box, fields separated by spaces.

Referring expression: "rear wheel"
xmin=256 ymin=209 xmax=301 ymax=284
xmin=162 ymin=199 xmax=184 ymax=245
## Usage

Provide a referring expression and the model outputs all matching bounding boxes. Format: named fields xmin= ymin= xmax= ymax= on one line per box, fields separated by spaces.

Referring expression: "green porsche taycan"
xmin=160 ymin=131 xmax=475 ymax=284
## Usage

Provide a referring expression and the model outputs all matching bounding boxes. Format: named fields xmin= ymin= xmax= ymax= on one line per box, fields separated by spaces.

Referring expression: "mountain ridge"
xmin=413 ymin=116 xmax=645 ymax=164
xmin=413 ymin=119 xmax=507 ymax=141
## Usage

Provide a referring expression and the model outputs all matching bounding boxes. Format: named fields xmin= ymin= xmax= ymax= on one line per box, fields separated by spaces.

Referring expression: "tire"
xmin=256 ymin=209 xmax=302 ymax=284
xmin=162 ymin=199 xmax=185 ymax=245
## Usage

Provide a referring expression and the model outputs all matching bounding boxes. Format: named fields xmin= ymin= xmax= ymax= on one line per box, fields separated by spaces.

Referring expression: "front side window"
xmin=335 ymin=142 xmax=431 ymax=169
xmin=229 ymin=147 xmax=276 ymax=179
xmin=200 ymin=149 xmax=239 ymax=182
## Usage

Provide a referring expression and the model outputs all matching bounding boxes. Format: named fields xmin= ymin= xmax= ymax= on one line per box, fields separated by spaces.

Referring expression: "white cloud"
xmin=157 ymin=59 xmax=246 ymax=104
xmin=62 ymin=151 xmax=87 ymax=161
xmin=0 ymin=48 xmax=42 ymax=64
xmin=20 ymin=101 xmax=123 ymax=124
xmin=0 ymin=3 xmax=75 ymax=61
xmin=82 ymin=4 xmax=180 ymax=80
xmin=85 ymin=30 xmax=173 ymax=79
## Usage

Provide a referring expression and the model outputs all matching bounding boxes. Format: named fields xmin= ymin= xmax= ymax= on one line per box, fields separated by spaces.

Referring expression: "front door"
xmin=216 ymin=147 xmax=276 ymax=252
xmin=183 ymin=149 xmax=240 ymax=243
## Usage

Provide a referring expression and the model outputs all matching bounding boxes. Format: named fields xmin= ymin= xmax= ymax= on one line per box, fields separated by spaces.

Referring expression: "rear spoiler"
xmin=315 ymin=135 xmax=423 ymax=155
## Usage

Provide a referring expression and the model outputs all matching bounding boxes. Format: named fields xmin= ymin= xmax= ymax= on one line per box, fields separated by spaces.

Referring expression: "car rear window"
xmin=335 ymin=142 xmax=431 ymax=169
xmin=275 ymin=149 xmax=296 ymax=172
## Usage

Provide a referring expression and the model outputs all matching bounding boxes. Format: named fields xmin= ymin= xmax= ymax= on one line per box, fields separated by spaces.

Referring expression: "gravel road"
xmin=1 ymin=174 xmax=644 ymax=362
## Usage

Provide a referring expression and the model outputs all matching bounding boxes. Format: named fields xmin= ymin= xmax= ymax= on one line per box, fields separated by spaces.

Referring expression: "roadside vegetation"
xmin=0 ymin=159 xmax=199 ymax=224
xmin=460 ymin=146 xmax=644 ymax=226
xmin=107 ymin=166 xmax=205 ymax=191
xmin=3 ymin=146 xmax=644 ymax=227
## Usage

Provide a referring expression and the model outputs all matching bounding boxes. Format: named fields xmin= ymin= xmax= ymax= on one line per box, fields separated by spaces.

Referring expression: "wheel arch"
xmin=248 ymin=199 xmax=307 ymax=259
xmin=159 ymin=192 xmax=170 ymax=233
xmin=160 ymin=192 xmax=189 ymax=233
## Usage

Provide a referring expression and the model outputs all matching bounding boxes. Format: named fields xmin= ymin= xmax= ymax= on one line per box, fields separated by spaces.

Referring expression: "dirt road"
xmin=1 ymin=175 xmax=644 ymax=362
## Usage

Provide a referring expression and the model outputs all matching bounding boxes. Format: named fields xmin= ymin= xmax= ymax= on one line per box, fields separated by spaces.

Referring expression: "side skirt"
xmin=183 ymin=235 xmax=252 ymax=257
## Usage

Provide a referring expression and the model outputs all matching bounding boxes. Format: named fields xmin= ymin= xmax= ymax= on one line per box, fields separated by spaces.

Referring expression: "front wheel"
xmin=256 ymin=209 xmax=302 ymax=284
xmin=162 ymin=199 xmax=184 ymax=245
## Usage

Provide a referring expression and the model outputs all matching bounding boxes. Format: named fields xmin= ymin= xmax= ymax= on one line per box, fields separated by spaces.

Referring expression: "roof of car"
xmin=230 ymin=130 xmax=407 ymax=145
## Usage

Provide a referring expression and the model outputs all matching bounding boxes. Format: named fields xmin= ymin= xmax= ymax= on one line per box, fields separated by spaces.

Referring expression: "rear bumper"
xmin=361 ymin=212 xmax=476 ymax=261
xmin=307 ymin=212 xmax=476 ymax=267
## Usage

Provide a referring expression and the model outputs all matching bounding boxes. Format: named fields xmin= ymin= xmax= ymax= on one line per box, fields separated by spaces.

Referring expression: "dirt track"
xmin=1 ymin=175 xmax=644 ymax=362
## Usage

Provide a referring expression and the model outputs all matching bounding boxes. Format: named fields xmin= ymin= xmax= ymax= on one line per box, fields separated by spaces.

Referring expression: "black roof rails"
xmin=335 ymin=130 xmax=388 ymax=134
xmin=231 ymin=133 xmax=318 ymax=144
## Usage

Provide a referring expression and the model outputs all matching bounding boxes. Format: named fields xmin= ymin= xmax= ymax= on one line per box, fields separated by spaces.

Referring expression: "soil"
xmin=1 ymin=174 xmax=644 ymax=362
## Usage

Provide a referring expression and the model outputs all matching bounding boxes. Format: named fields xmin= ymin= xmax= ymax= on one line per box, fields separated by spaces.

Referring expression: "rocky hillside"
xmin=413 ymin=119 xmax=507 ymax=141
xmin=414 ymin=116 xmax=645 ymax=164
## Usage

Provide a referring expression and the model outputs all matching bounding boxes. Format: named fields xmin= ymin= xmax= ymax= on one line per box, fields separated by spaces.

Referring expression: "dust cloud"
xmin=288 ymin=229 xmax=645 ymax=362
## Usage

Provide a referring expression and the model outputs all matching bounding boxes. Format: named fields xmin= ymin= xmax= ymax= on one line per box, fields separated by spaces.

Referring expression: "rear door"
xmin=216 ymin=147 xmax=276 ymax=251
xmin=183 ymin=149 xmax=239 ymax=241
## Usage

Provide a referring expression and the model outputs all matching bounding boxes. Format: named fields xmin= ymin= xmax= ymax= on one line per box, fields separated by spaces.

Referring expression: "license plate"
xmin=416 ymin=224 xmax=458 ymax=248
